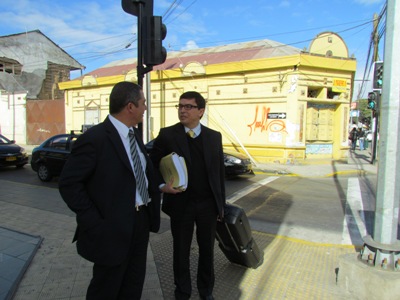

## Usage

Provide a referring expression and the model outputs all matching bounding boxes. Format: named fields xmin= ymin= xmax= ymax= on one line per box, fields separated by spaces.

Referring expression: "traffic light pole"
xmin=136 ymin=3 xmax=153 ymax=88
xmin=371 ymin=94 xmax=379 ymax=164
xmin=360 ymin=0 xmax=400 ymax=270
xmin=122 ymin=0 xmax=154 ymax=138
xmin=340 ymin=3 xmax=400 ymax=296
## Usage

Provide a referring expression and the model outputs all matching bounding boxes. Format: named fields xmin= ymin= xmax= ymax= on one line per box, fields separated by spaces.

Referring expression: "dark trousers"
xmin=86 ymin=208 xmax=150 ymax=300
xmin=351 ymin=139 xmax=357 ymax=150
xmin=171 ymin=198 xmax=218 ymax=299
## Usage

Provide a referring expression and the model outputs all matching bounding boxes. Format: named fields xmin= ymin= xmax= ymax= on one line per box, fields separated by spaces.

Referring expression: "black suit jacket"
xmin=150 ymin=123 xmax=225 ymax=219
xmin=59 ymin=116 xmax=161 ymax=266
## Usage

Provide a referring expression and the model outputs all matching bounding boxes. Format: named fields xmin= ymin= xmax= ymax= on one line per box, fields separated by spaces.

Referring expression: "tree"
xmin=357 ymin=98 xmax=373 ymax=128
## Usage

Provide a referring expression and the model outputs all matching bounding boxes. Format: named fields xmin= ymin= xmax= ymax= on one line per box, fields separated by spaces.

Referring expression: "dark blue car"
xmin=0 ymin=134 xmax=28 ymax=168
xmin=31 ymin=132 xmax=80 ymax=181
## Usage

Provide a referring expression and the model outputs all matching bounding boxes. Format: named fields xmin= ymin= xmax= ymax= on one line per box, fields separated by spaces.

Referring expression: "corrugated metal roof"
xmin=0 ymin=30 xmax=84 ymax=72
xmin=0 ymin=30 xmax=84 ymax=98
xmin=87 ymin=39 xmax=301 ymax=78
xmin=0 ymin=72 xmax=26 ymax=93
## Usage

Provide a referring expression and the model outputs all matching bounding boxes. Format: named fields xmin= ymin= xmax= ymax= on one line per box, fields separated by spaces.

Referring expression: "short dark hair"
xmin=109 ymin=82 xmax=142 ymax=114
xmin=180 ymin=91 xmax=206 ymax=109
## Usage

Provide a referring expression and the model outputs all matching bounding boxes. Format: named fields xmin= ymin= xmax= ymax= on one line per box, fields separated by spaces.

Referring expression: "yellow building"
xmin=59 ymin=32 xmax=356 ymax=163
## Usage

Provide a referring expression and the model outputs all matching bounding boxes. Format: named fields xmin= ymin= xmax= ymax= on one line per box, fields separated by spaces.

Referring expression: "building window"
xmin=327 ymin=88 xmax=341 ymax=99
xmin=272 ymin=87 xmax=277 ymax=93
xmin=307 ymin=87 xmax=323 ymax=98
xmin=243 ymin=88 xmax=248 ymax=94
xmin=216 ymin=90 xmax=220 ymax=95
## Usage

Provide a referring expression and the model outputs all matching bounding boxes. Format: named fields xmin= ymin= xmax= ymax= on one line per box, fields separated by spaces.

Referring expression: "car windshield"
xmin=0 ymin=135 xmax=12 ymax=144
xmin=47 ymin=136 xmax=69 ymax=150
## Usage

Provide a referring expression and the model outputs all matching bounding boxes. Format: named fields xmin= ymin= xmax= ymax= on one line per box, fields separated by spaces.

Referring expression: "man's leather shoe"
xmin=201 ymin=295 xmax=214 ymax=300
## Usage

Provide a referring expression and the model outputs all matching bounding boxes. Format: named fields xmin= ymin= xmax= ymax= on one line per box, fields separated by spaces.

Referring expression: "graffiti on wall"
xmin=247 ymin=105 xmax=287 ymax=136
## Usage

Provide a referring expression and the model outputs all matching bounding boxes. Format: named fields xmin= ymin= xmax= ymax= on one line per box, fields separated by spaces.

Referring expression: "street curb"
xmin=254 ymin=168 xmax=372 ymax=178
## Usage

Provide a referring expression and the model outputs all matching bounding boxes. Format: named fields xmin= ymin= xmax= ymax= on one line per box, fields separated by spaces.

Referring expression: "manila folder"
xmin=160 ymin=153 xmax=188 ymax=190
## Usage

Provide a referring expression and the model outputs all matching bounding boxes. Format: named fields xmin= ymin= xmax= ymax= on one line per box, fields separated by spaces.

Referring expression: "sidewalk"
xmin=254 ymin=148 xmax=377 ymax=178
xmin=1 ymin=148 xmax=377 ymax=300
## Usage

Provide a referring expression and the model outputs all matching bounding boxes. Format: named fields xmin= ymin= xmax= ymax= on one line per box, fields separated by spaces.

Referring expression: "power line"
xmin=356 ymin=3 xmax=387 ymax=100
xmin=62 ymin=3 xmax=383 ymax=74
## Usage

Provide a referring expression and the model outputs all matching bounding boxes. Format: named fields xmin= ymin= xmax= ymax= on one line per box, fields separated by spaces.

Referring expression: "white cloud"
xmin=354 ymin=0 xmax=383 ymax=4
xmin=280 ymin=1 xmax=291 ymax=7
xmin=181 ymin=40 xmax=199 ymax=51
xmin=0 ymin=0 xmax=138 ymax=71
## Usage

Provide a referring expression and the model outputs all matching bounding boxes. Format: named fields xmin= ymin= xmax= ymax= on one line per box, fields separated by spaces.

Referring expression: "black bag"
xmin=216 ymin=203 xmax=264 ymax=269
xmin=217 ymin=203 xmax=253 ymax=249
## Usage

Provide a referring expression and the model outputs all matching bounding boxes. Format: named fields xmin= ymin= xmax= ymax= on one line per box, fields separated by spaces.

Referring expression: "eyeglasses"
xmin=175 ymin=104 xmax=199 ymax=110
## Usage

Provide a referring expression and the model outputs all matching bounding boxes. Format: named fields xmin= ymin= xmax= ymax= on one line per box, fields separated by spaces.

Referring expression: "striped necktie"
xmin=128 ymin=129 xmax=149 ymax=205
xmin=187 ymin=129 xmax=195 ymax=138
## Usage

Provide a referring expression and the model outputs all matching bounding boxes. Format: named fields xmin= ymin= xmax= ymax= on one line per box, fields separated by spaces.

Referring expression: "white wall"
xmin=0 ymin=90 xmax=27 ymax=143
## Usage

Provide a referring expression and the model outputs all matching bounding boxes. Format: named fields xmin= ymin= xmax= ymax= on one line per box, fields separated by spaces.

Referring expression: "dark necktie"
xmin=129 ymin=129 xmax=149 ymax=205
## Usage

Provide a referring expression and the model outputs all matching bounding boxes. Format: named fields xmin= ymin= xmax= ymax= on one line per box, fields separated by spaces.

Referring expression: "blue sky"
xmin=0 ymin=0 xmax=386 ymax=95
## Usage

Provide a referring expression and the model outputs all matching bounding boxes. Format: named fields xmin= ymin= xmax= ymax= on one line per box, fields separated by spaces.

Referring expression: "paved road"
xmin=0 ymin=159 xmax=385 ymax=300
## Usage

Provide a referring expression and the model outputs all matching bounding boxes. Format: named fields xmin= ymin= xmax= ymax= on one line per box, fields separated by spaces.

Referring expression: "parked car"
xmin=223 ymin=148 xmax=255 ymax=177
xmin=31 ymin=132 xmax=81 ymax=181
xmin=145 ymin=140 xmax=254 ymax=178
xmin=0 ymin=134 xmax=29 ymax=168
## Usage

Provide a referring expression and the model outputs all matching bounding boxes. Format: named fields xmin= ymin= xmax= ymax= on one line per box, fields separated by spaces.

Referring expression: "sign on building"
xmin=267 ymin=113 xmax=286 ymax=119
xmin=332 ymin=78 xmax=347 ymax=93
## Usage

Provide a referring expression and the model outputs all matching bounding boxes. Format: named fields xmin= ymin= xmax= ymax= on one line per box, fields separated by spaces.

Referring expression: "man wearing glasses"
xmin=150 ymin=91 xmax=226 ymax=300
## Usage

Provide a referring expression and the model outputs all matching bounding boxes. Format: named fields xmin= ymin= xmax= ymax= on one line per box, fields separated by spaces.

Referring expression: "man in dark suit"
xmin=59 ymin=81 xmax=161 ymax=299
xmin=150 ymin=91 xmax=225 ymax=300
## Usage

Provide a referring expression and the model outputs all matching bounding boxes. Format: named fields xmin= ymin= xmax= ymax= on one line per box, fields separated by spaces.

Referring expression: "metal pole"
xmin=371 ymin=13 xmax=380 ymax=164
xmin=360 ymin=0 xmax=400 ymax=271
xmin=145 ymin=73 xmax=151 ymax=142
xmin=374 ymin=0 xmax=400 ymax=245
xmin=371 ymin=106 xmax=379 ymax=164
xmin=136 ymin=1 xmax=144 ymax=137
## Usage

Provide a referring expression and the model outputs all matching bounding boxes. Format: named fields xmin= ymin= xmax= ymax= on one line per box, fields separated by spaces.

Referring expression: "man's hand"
xmin=160 ymin=178 xmax=183 ymax=194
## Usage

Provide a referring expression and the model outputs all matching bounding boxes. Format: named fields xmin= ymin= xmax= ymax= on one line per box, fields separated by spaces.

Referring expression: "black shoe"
xmin=201 ymin=295 xmax=214 ymax=300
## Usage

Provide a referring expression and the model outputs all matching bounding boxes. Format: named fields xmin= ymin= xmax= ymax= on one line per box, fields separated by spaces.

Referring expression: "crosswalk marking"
xmin=342 ymin=177 xmax=368 ymax=246
xmin=227 ymin=177 xmax=279 ymax=204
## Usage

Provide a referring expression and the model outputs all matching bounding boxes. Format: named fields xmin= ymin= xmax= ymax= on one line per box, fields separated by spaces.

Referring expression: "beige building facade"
xmin=59 ymin=32 xmax=356 ymax=163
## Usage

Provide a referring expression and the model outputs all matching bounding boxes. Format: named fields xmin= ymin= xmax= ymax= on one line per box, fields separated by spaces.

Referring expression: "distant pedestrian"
xmin=357 ymin=128 xmax=365 ymax=150
xmin=349 ymin=127 xmax=358 ymax=151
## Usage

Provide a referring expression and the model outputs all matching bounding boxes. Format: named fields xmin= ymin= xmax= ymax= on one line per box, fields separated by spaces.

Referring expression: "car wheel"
xmin=37 ymin=164 xmax=52 ymax=182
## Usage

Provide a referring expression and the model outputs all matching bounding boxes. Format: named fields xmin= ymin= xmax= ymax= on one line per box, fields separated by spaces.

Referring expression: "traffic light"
xmin=144 ymin=16 xmax=167 ymax=66
xmin=373 ymin=61 xmax=383 ymax=90
xmin=367 ymin=91 xmax=378 ymax=110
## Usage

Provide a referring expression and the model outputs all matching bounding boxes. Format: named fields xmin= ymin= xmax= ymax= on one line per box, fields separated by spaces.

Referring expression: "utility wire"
xmin=63 ymin=2 xmax=384 ymax=74
xmin=356 ymin=2 xmax=387 ymax=100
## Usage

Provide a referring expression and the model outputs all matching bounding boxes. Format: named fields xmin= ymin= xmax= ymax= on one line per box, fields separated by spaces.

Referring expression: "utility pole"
xmin=361 ymin=0 xmax=400 ymax=269
xmin=372 ymin=13 xmax=380 ymax=62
